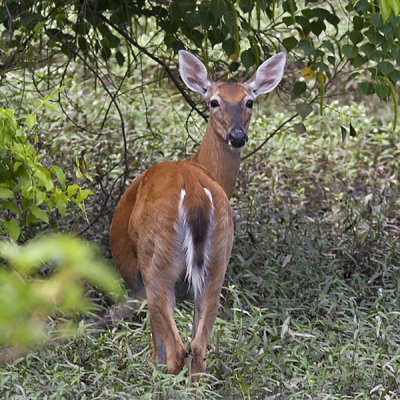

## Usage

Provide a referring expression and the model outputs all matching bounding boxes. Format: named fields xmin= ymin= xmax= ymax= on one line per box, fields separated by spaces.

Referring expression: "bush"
xmin=0 ymin=234 xmax=125 ymax=347
xmin=0 ymin=104 xmax=92 ymax=241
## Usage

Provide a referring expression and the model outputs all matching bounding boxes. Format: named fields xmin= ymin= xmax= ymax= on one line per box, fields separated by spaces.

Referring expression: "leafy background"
xmin=1 ymin=0 xmax=400 ymax=398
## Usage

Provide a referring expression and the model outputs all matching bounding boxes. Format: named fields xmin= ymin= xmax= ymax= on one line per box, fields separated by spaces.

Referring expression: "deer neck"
xmin=192 ymin=121 xmax=242 ymax=199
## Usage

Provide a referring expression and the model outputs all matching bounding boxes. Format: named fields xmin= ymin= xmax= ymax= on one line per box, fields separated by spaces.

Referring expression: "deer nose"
xmin=227 ymin=129 xmax=248 ymax=148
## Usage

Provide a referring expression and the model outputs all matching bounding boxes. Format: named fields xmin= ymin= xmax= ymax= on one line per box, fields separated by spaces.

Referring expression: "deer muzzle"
xmin=227 ymin=129 xmax=248 ymax=148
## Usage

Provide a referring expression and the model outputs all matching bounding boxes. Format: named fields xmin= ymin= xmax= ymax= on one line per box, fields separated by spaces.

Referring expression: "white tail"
xmin=110 ymin=50 xmax=286 ymax=380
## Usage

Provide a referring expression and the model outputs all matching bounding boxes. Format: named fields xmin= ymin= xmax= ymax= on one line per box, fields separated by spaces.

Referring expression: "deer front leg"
xmin=145 ymin=279 xmax=187 ymax=375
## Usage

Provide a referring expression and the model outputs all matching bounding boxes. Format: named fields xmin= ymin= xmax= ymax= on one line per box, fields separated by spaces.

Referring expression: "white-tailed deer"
xmin=110 ymin=50 xmax=286 ymax=380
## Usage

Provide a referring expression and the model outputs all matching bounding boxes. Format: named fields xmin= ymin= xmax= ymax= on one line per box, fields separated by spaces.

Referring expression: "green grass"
xmin=1 ymin=45 xmax=400 ymax=399
xmin=1 ymin=97 xmax=400 ymax=399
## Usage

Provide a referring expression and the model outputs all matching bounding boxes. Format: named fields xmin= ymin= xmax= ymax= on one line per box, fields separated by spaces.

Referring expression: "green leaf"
xmin=78 ymin=36 xmax=89 ymax=52
xmin=115 ymin=51 xmax=125 ymax=66
xmin=367 ymin=30 xmax=384 ymax=46
xmin=26 ymin=113 xmax=36 ymax=133
xmin=293 ymin=81 xmax=307 ymax=97
xmin=223 ymin=38 xmax=236 ymax=57
xmin=296 ymin=16 xmax=310 ymax=32
xmin=360 ymin=43 xmax=378 ymax=59
xmin=328 ymin=56 xmax=336 ymax=66
xmin=391 ymin=48 xmax=400 ymax=66
xmin=14 ymin=161 xmax=22 ymax=173
xmin=353 ymin=16 xmax=364 ymax=30
xmin=198 ymin=6 xmax=215 ymax=29
xmin=389 ymin=0 xmax=400 ymax=15
xmin=296 ymin=103 xmax=313 ymax=119
xmin=323 ymin=40 xmax=335 ymax=54
xmin=241 ymin=48 xmax=255 ymax=69
xmin=31 ymin=206 xmax=49 ymax=224
xmin=0 ymin=188 xmax=14 ymax=199
xmin=375 ymin=82 xmax=390 ymax=99
xmin=76 ymin=189 xmax=94 ymax=204
xmin=210 ymin=0 xmax=228 ymax=18
xmin=310 ymin=20 xmax=326 ymax=36
xmin=298 ymin=40 xmax=315 ymax=56
xmin=371 ymin=13 xmax=383 ymax=28
xmin=326 ymin=13 xmax=340 ymax=27
xmin=35 ymin=190 xmax=47 ymax=206
xmin=20 ymin=12 xmax=40 ymax=30
xmin=282 ymin=37 xmax=298 ymax=50
xmin=51 ymin=166 xmax=66 ymax=191
xmin=377 ymin=61 xmax=394 ymax=76
xmin=34 ymin=168 xmax=53 ymax=191
xmin=383 ymin=77 xmax=398 ymax=131
xmin=75 ymin=167 xmax=83 ymax=179
xmin=349 ymin=30 xmax=363 ymax=44
xmin=379 ymin=0 xmax=392 ymax=22
xmin=389 ymin=69 xmax=400 ymax=83
xmin=4 ymin=219 xmax=20 ymax=241
xmin=351 ymin=55 xmax=365 ymax=68
xmin=56 ymin=197 xmax=67 ymax=219
xmin=358 ymin=81 xmax=375 ymax=95
xmin=239 ymin=0 xmax=253 ymax=13
xmin=311 ymin=7 xmax=330 ymax=20
xmin=223 ymin=11 xmax=236 ymax=34
xmin=208 ymin=28 xmax=224 ymax=46
xmin=2 ymin=201 xmax=20 ymax=214
xmin=105 ymin=33 xmax=120 ymax=49
xmin=67 ymin=185 xmax=79 ymax=197
xmin=342 ymin=44 xmax=357 ymax=59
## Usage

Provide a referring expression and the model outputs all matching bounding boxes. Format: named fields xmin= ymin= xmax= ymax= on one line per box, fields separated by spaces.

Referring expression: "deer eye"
xmin=246 ymin=99 xmax=254 ymax=109
xmin=210 ymin=99 xmax=219 ymax=108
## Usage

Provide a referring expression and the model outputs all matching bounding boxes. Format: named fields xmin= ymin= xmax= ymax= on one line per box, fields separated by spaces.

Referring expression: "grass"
xmin=1 ymin=51 xmax=400 ymax=398
xmin=2 ymin=98 xmax=400 ymax=399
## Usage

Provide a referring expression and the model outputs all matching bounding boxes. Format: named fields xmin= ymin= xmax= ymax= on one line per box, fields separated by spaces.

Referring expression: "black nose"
xmin=227 ymin=129 xmax=248 ymax=148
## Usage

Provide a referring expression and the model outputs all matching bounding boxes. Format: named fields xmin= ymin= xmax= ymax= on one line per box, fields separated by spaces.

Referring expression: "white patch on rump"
xmin=175 ymin=188 xmax=214 ymax=298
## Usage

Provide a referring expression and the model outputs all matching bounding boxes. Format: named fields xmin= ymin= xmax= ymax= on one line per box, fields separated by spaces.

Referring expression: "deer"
xmin=109 ymin=50 xmax=286 ymax=380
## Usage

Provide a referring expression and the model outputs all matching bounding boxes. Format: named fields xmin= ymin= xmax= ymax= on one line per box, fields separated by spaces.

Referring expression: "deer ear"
xmin=179 ymin=50 xmax=212 ymax=98
xmin=245 ymin=52 xmax=286 ymax=98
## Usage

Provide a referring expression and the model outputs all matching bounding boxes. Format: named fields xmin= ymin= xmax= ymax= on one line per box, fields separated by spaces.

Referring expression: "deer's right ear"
xmin=179 ymin=50 xmax=212 ymax=98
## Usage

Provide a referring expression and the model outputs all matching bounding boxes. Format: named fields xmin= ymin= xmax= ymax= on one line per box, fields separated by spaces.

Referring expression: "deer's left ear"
xmin=245 ymin=52 xmax=286 ymax=98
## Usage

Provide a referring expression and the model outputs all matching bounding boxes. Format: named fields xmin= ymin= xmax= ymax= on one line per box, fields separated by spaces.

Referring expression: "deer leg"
xmin=190 ymin=267 xmax=226 ymax=381
xmin=151 ymin=321 xmax=166 ymax=365
xmin=144 ymin=279 xmax=187 ymax=375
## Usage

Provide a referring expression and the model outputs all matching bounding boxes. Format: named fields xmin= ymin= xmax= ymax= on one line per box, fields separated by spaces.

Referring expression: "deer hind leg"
xmin=151 ymin=321 xmax=166 ymax=365
xmin=189 ymin=261 xmax=228 ymax=381
xmin=143 ymin=272 xmax=186 ymax=374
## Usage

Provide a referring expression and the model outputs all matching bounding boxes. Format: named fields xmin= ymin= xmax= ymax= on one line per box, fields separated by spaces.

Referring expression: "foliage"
xmin=0 ymin=234 xmax=125 ymax=347
xmin=0 ymin=1 xmax=400 ymax=398
xmin=0 ymin=104 xmax=92 ymax=241
xmin=1 ymin=101 xmax=399 ymax=398
xmin=0 ymin=0 xmax=400 ymax=118
xmin=1 ymin=0 xmax=400 ymax=126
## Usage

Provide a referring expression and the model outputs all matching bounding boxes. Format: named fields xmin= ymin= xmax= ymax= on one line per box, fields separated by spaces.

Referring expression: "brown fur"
xmin=109 ymin=56 xmax=271 ymax=379
xmin=110 ymin=160 xmax=233 ymax=376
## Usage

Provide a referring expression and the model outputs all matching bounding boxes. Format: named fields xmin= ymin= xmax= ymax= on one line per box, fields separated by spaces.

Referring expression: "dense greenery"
xmin=1 ymin=101 xmax=399 ymax=398
xmin=1 ymin=0 xmax=400 ymax=125
xmin=1 ymin=0 xmax=400 ymax=398
xmin=0 ymin=235 xmax=124 ymax=347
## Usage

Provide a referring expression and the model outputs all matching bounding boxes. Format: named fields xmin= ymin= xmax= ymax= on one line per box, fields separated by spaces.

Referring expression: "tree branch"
xmin=97 ymin=13 xmax=208 ymax=123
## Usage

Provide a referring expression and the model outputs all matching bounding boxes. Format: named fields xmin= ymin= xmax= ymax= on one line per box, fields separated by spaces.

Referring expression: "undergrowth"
xmin=1 ymin=98 xmax=400 ymax=399
xmin=1 ymin=43 xmax=400 ymax=398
